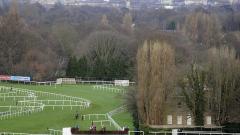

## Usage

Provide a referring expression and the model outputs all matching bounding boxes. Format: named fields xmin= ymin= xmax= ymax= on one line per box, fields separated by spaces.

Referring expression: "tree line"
xmin=126 ymin=41 xmax=240 ymax=131
xmin=1 ymin=0 xmax=240 ymax=131
xmin=1 ymin=2 xmax=240 ymax=81
xmin=125 ymin=11 xmax=240 ymax=132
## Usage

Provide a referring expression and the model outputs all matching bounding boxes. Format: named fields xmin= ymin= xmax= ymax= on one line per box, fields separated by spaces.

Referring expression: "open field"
xmin=0 ymin=82 xmax=133 ymax=134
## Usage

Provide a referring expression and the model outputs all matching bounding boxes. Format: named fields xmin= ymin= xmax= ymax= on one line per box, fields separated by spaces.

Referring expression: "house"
xmin=149 ymin=88 xmax=217 ymax=130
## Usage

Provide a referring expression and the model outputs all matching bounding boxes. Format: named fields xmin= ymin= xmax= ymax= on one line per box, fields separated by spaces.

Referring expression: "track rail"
xmin=0 ymin=86 xmax=91 ymax=120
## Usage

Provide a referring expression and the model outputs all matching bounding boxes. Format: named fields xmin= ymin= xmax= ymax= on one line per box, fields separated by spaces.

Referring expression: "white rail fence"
xmin=108 ymin=105 xmax=127 ymax=116
xmin=1 ymin=131 xmax=239 ymax=135
xmin=0 ymin=79 xmax=135 ymax=86
xmin=93 ymin=120 xmax=112 ymax=127
xmin=0 ymin=132 xmax=49 ymax=135
xmin=82 ymin=113 xmax=122 ymax=130
xmin=48 ymin=129 xmax=62 ymax=135
xmin=107 ymin=106 xmax=127 ymax=130
xmin=0 ymin=86 xmax=91 ymax=120
xmin=0 ymin=80 xmax=57 ymax=86
xmin=106 ymin=113 xmax=122 ymax=130
xmin=106 ymin=105 xmax=127 ymax=130
xmin=149 ymin=131 xmax=240 ymax=135
xmin=0 ymin=107 xmax=43 ymax=120
xmin=93 ymin=84 xmax=126 ymax=93
xmin=82 ymin=114 xmax=107 ymax=120
xmin=0 ymin=129 xmax=62 ymax=135
xmin=81 ymin=105 xmax=127 ymax=131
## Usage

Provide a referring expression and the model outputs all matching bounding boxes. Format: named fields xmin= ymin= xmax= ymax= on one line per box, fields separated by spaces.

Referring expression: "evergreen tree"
xmin=66 ymin=56 xmax=78 ymax=77
xmin=77 ymin=56 xmax=88 ymax=77
xmin=167 ymin=21 xmax=176 ymax=30
xmin=181 ymin=64 xmax=206 ymax=125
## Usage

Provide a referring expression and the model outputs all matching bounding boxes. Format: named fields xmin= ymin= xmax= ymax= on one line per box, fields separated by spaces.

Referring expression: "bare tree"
xmin=101 ymin=14 xmax=109 ymax=26
xmin=137 ymin=40 xmax=176 ymax=125
xmin=184 ymin=11 xmax=222 ymax=48
xmin=207 ymin=46 xmax=240 ymax=125
xmin=51 ymin=22 xmax=79 ymax=56
xmin=0 ymin=1 xmax=26 ymax=74
xmin=14 ymin=48 xmax=58 ymax=81
xmin=86 ymin=31 xmax=132 ymax=79
xmin=122 ymin=12 xmax=134 ymax=34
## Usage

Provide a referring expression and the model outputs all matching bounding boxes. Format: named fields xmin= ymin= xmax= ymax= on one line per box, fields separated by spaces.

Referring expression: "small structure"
xmin=149 ymin=89 xmax=220 ymax=132
xmin=114 ymin=80 xmax=129 ymax=87
xmin=56 ymin=78 xmax=76 ymax=84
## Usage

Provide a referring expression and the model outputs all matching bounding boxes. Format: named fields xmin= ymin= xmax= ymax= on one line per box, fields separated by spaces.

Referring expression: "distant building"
xmin=36 ymin=0 xmax=57 ymax=5
xmin=184 ymin=0 xmax=206 ymax=5
xmin=214 ymin=0 xmax=231 ymax=5
xmin=148 ymin=88 xmax=216 ymax=129
xmin=161 ymin=0 xmax=173 ymax=5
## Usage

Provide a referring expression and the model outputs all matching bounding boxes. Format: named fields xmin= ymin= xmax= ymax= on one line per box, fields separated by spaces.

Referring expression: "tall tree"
xmin=51 ymin=23 xmax=79 ymax=56
xmin=137 ymin=40 xmax=175 ymax=125
xmin=184 ymin=11 xmax=222 ymax=48
xmin=86 ymin=31 xmax=131 ymax=80
xmin=101 ymin=14 xmax=109 ymax=26
xmin=0 ymin=1 xmax=26 ymax=74
xmin=207 ymin=46 xmax=240 ymax=125
xmin=77 ymin=56 xmax=89 ymax=77
xmin=66 ymin=56 xmax=78 ymax=77
xmin=122 ymin=12 xmax=134 ymax=34
xmin=180 ymin=64 xmax=206 ymax=126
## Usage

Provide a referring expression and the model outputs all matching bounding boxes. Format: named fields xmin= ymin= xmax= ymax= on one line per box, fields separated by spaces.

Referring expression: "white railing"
xmin=93 ymin=120 xmax=112 ymax=127
xmin=0 ymin=132 xmax=49 ymax=135
xmin=0 ymin=79 xmax=136 ymax=86
xmin=0 ymin=86 xmax=91 ymax=104
xmin=106 ymin=113 xmax=122 ymax=130
xmin=105 ymin=105 xmax=127 ymax=130
xmin=149 ymin=131 xmax=240 ymax=135
xmin=48 ymin=129 xmax=62 ymax=135
xmin=93 ymin=85 xmax=126 ymax=93
xmin=0 ymin=86 xmax=91 ymax=120
xmin=0 ymin=107 xmax=43 ymax=120
xmin=0 ymin=80 xmax=57 ymax=86
xmin=1 ymin=131 xmax=239 ymax=135
xmin=82 ymin=106 xmax=127 ymax=131
xmin=82 ymin=114 xmax=107 ymax=120
xmin=77 ymin=80 xmax=135 ymax=86
xmin=82 ymin=113 xmax=122 ymax=130
xmin=108 ymin=105 xmax=127 ymax=116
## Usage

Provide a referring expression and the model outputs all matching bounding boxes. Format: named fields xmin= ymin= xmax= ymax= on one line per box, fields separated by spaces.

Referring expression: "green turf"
xmin=0 ymin=83 xmax=133 ymax=133
xmin=112 ymin=112 xmax=133 ymax=129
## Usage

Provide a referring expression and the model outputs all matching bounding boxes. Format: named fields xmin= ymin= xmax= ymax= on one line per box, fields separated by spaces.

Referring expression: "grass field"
xmin=0 ymin=82 xmax=133 ymax=134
